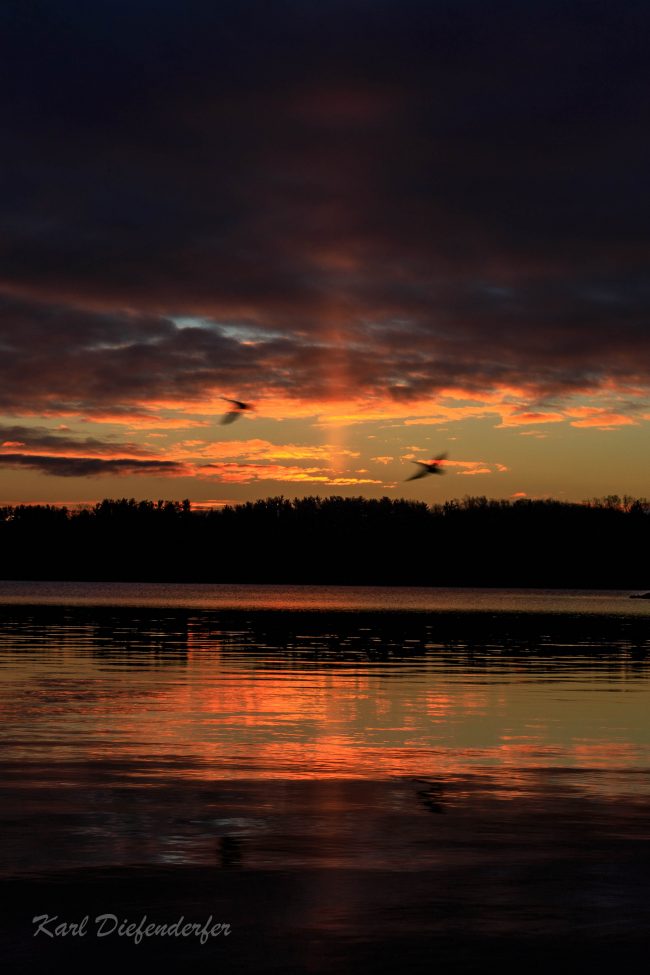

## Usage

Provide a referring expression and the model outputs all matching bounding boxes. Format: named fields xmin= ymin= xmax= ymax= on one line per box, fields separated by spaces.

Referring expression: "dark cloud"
xmin=0 ymin=424 xmax=152 ymax=455
xmin=0 ymin=294 xmax=257 ymax=413
xmin=2 ymin=283 xmax=650 ymax=418
xmin=1 ymin=1 xmax=650 ymax=410
xmin=0 ymin=454 xmax=185 ymax=478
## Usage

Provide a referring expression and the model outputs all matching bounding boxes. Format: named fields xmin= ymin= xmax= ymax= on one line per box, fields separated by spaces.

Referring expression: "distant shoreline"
xmin=0 ymin=578 xmax=649 ymax=591
xmin=2 ymin=581 xmax=650 ymax=623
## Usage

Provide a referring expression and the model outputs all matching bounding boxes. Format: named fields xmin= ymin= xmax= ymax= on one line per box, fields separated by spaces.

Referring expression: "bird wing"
xmin=405 ymin=462 xmax=429 ymax=481
xmin=220 ymin=410 xmax=240 ymax=425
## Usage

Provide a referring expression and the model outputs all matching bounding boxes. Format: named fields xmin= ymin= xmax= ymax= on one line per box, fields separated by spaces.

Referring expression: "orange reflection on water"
xmin=4 ymin=646 xmax=647 ymax=792
xmin=2 ymin=602 xmax=650 ymax=804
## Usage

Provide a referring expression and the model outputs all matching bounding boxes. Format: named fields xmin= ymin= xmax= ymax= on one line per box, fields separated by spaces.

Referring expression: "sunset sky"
xmin=1 ymin=0 xmax=649 ymax=506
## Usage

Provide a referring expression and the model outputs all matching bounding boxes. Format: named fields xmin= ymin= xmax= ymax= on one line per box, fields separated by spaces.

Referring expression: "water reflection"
xmin=1 ymin=598 xmax=650 ymax=881
xmin=0 ymin=601 xmax=650 ymax=973
xmin=1 ymin=605 xmax=650 ymax=785
xmin=3 ymin=763 xmax=650 ymax=877
xmin=3 ymin=596 xmax=650 ymax=971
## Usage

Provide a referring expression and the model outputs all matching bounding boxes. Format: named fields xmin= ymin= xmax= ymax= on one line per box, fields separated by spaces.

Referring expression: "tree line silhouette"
xmin=1 ymin=495 xmax=648 ymax=586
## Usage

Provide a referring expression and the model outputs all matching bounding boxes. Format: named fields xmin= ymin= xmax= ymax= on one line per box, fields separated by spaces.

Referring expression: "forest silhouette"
xmin=1 ymin=495 xmax=648 ymax=586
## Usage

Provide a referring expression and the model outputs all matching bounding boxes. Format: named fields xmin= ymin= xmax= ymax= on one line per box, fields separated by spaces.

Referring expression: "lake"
xmin=2 ymin=583 xmax=650 ymax=972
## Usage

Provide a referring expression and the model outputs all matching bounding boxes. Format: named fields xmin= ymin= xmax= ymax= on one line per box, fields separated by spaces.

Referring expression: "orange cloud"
xmin=257 ymin=387 xmax=532 ymax=427
xmin=12 ymin=381 xmax=647 ymax=442
xmin=81 ymin=413 xmax=213 ymax=430
xmin=496 ymin=411 xmax=566 ymax=427
xmin=566 ymin=408 xmax=638 ymax=429
xmin=0 ymin=444 xmax=152 ymax=460
xmin=173 ymin=439 xmax=359 ymax=462
xmin=12 ymin=406 xmax=212 ymax=429
xmin=197 ymin=462 xmax=381 ymax=485
xmin=403 ymin=408 xmax=491 ymax=426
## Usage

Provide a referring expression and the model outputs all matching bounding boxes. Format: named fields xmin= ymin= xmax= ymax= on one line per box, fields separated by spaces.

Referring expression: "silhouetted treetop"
xmin=0 ymin=495 xmax=648 ymax=586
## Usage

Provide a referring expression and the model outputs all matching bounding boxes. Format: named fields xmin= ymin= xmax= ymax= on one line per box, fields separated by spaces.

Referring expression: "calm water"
xmin=2 ymin=583 xmax=650 ymax=970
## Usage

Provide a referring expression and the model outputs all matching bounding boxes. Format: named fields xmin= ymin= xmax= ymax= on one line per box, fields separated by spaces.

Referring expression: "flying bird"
xmin=405 ymin=452 xmax=448 ymax=481
xmin=221 ymin=398 xmax=253 ymax=425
